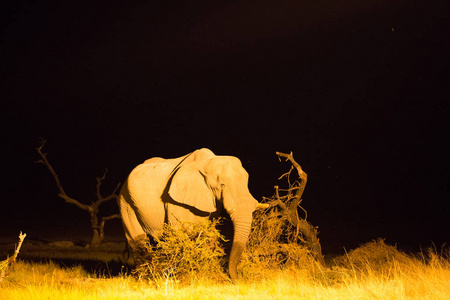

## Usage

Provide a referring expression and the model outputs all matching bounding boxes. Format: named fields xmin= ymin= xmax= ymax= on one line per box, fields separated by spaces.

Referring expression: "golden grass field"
xmin=1 ymin=238 xmax=449 ymax=300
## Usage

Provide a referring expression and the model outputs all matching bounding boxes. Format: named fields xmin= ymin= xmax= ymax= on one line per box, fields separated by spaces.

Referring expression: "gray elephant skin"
xmin=118 ymin=148 xmax=267 ymax=280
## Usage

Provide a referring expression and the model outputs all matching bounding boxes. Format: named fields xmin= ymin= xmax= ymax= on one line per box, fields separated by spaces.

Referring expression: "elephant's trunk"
xmin=228 ymin=210 xmax=253 ymax=281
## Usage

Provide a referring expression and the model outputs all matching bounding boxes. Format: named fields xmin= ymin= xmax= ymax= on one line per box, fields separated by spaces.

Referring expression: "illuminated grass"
xmin=1 ymin=241 xmax=449 ymax=300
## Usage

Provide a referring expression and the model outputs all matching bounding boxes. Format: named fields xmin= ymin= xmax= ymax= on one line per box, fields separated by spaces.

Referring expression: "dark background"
xmin=2 ymin=1 xmax=448 ymax=254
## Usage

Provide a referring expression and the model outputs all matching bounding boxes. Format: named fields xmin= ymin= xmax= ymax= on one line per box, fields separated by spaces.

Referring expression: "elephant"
xmin=118 ymin=148 xmax=268 ymax=280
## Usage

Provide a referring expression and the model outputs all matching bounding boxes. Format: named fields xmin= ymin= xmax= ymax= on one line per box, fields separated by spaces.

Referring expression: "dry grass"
xmin=3 ymin=204 xmax=447 ymax=299
xmin=1 ymin=242 xmax=449 ymax=300
xmin=1 ymin=235 xmax=449 ymax=300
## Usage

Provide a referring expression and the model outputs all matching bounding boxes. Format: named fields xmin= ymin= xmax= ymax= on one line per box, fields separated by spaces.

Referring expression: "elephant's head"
xmin=167 ymin=155 xmax=267 ymax=280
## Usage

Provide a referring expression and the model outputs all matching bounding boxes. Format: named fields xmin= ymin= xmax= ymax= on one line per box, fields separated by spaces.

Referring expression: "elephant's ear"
xmin=168 ymin=165 xmax=217 ymax=213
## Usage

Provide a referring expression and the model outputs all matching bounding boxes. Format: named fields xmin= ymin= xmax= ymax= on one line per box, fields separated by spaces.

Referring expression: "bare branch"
xmin=102 ymin=214 xmax=121 ymax=222
xmin=92 ymin=214 xmax=120 ymax=231
xmin=12 ymin=232 xmax=26 ymax=262
xmin=36 ymin=139 xmax=90 ymax=211
xmin=276 ymin=151 xmax=305 ymax=177
xmin=277 ymin=165 xmax=294 ymax=183
xmin=58 ymin=193 xmax=92 ymax=211
xmin=268 ymin=185 xmax=287 ymax=211
xmin=94 ymin=168 xmax=121 ymax=208
xmin=276 ymin=151 xmax=308 ymax=201
xmin=95 ymin=169 xmax=108 ymax=199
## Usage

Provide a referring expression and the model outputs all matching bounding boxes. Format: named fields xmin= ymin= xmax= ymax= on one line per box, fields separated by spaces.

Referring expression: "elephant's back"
xmin=128 ymin=162 xmax=174 ymax=200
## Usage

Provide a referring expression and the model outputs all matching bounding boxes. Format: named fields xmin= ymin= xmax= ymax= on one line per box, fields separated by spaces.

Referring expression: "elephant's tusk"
xmin=256 ymin=203 xmax=270 ymax=210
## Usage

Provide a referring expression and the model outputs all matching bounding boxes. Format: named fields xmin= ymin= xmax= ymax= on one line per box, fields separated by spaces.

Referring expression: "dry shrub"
xmin=332 ymin=238 xmax=413 ymax=274
xmin=241 ymin=151 xmax=325 ymax=275
xmin=246 ymin=209 xmax=317 ymax=267
xmin=241 ymin=188 xmax=323 ymax=279
xmin=134 ymin=219 xmax=228 ymax=283
xmin=242 ymin=152 xmax=325 ymax=279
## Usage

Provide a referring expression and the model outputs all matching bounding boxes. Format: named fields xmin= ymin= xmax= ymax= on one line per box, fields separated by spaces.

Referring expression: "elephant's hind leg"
xmin=119 ymin=192 xmax=152 ymax=267
xmin=119 ymin=193 xmax=147 ymax=242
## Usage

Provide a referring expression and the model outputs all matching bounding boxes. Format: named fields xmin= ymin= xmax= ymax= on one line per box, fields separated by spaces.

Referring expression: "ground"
xmin=0 ymin=237 xmax=129 ymax=276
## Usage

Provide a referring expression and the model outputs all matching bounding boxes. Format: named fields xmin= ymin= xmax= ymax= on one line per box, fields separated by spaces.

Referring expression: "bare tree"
xmin=36 ymin=138 xmax=121 ymax=247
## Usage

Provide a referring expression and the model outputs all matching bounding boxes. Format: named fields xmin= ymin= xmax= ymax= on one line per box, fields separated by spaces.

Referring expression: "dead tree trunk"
xmin=36 ymin=138 xmax=121 ymax=248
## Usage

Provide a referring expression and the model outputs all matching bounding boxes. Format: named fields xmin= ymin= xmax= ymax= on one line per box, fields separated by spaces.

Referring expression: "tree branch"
xmin=102 ymin=214 xmax=121 ymax=221
xmin=95 ymin=169 xmax=121 ymax=207
xmin=93 ymin=214 xmax=121 ymax=231
xmin=36 ymin=138 xmax=91 ymax=211
xmin=276 ymin=151 xmax=308 ymax=201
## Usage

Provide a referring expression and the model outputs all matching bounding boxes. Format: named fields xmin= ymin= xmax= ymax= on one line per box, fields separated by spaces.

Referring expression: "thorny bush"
xmin=242 ymin=185 xmax=323 ymax=278
xmin=134 ymin=219 xmax=228 ymax=282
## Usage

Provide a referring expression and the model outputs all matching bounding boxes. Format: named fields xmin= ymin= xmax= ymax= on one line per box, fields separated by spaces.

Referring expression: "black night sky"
xmin=2 ymin=1 xmax=449 ymax=254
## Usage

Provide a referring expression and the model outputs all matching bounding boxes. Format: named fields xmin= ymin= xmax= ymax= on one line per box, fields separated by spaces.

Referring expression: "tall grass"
xmin=1 ymin=239 xmax=449 ymax=300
